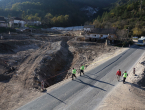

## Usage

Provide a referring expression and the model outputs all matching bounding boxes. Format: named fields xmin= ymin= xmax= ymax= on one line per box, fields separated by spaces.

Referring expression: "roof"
xmin=14 ymin=17 xmax=24 ymax=20
xmin=139 ymin=37 xmax=145 ymax=40
xmin=0 ymin=17 xmax=6 ymax=21
xmin=26 ymin=20 xmax=41 ymax=22
xmin=90 ymin=28 xmax=117 ymax=34
xmin=84 ymin=25 xmax=95 ymax=28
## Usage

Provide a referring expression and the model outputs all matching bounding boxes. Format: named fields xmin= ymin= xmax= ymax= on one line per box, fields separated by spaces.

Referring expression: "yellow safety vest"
xmin=72 ymin=69 xmax=76 ymax=74
xmin=80 ymin=66 xmax=84 ymax=70
xmin=123 ymin=72 xmax=127 ymax=78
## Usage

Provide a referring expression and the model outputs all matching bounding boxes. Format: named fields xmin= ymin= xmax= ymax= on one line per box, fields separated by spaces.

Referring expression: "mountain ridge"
xmin=0 ymin=0 xmax=118 ymax=27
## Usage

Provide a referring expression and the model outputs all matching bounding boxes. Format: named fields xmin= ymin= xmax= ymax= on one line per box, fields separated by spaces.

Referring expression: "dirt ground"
xmin=97 ymin=52 xmax=145 ymax=110
xmin=0 ymin=30 xmax=133 ymax=110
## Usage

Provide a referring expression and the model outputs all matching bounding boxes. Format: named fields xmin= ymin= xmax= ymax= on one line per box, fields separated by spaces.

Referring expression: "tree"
xmin=26 ymin=13 xmax=41 ymax=21
xmin=122 ymin=10 xmax=128 ymax=18
xmin=43 ymin=13 xmax=53 ymax=25
xmin=22 ymin=11 xmax=25 ymax=19
xmin=97 ymin=15 xmax=101 ymax=22
xmin=11 ymin=3 xmax=21 ymax=11
xmin=93 ymin=19 xmax=101 ymax=28
xmin=116 ymin=29 xmax=127 ymax=40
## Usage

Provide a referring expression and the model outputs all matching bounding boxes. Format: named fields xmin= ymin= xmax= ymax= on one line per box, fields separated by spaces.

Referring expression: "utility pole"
xmin=126 ymin=27 xmax=129 ymax=41
xmin=128 ymin=27 xmax=129 ymax=39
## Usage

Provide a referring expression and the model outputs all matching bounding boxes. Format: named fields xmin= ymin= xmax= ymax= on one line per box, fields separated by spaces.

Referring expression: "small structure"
xmin=133 ymin=36 xmax=138 ymax=39
xmin=84 ymin=25 xmax=95 ymax=32
xmin=136 ymin=36 xmax=145 ymax=46
xmin=0 ymin=17 xmax=8 ymax=27
xmin=9 ymin=17 xmax=26 ymax=28
xmin=141 ymin=36 xmax=145 ymax=39
xmin=86 ymin=28 xmax=117 ymax=40
xmin=26 ymin=20 xmax=41 ymax=26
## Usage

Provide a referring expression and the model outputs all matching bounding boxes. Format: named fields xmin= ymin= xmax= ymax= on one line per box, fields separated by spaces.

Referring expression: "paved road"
xmin=17 ymin=46 xmax=145 ymax=110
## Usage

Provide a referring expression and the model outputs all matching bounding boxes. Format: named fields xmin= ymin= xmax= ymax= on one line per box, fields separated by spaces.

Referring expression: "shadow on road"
xmin=88 ymin=45 xmax=145 ymax=76
xmin=46 ymin=92 xmax=66 ymax=104
xmin=89 ymin=50 xmax=128 ymax=75
xmin=129 ymin=45 xmax=145 ymax=50
xmin=82 ymin=75 xmax=114 ymax=86
xmin=73 ymin=79 xmax=106 ymax=91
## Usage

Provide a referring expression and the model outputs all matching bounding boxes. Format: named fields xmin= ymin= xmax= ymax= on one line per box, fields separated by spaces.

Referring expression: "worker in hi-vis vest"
xmin=122 ymin=71 xmax=128 ymax=84
xmin=80 ymin=65 xmax=85 ymax=76
xmin=72 ymin=68 xmax=77 ymax=80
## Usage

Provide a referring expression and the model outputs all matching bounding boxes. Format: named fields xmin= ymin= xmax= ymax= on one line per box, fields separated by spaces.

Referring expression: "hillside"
xmin=0 ymin=0 xmax=118 ymax=27
xmin=93 ymin=0 xmax=145 ymax=36
xmin=0 ymin=0 xmax=118 ymax=9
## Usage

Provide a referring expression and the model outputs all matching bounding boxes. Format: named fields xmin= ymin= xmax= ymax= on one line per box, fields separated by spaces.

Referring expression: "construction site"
xmin=0 ymin=29 xmax=145 ymax=110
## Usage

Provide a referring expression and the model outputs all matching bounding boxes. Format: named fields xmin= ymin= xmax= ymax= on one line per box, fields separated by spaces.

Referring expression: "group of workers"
xmin=116 ymin=69 xmax=128 ymax=84
xmin=72 ymin=65 xmax=84 ymax=80
xmin=72 ymin=66 xmax=128 ymax=84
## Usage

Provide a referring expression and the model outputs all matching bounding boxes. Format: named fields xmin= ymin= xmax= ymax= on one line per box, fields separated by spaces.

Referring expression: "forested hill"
xmin=0 ymin=0 xmax=118 ymax=27
xmin=93 ymin=0 xmax=145 ymax=36
xmin=0 ymin=0 xmax=118 ymax=9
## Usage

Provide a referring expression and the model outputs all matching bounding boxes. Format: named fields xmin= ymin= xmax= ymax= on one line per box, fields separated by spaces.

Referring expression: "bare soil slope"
xmin=0 ymin=32 xmax=125 ymax=110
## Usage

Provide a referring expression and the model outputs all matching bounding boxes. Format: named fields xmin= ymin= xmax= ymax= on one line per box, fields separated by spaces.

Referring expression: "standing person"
xmin=122 ymin=71 xmax=128 ymax=84
xmin=72 ymin=68 xmax=77 ymax=80
xmin=116 ymin=69 xmax=121 ymax=81
xmin=80 ymin=65 xmax=85 ymax=76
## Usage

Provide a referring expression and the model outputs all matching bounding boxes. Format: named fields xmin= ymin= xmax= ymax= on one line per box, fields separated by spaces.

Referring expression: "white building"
xmin=86 ymin=28 xmax=117 ymax=39
xmin=26 ymin=20 xmax=41 ymax=26
xmin=89 ymin=34 xmax=115 ymax=39
xmin=9 ymin=17 xmax=26 ymax=27
xmin=141 ymin=36 xmax=145 ymax=38
xmin=84 ymin=25 xmax=95 ymax=32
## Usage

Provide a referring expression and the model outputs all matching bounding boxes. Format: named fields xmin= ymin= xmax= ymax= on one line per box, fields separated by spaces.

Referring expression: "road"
xmin=17 ymin=46 xmax=145 ymax=110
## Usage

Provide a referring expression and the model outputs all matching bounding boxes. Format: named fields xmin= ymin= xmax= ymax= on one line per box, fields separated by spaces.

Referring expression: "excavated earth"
xmin=0 ymin=33 xmax=74 ymax=110
xmin=0 ymin=31 xmax=124 ymax=110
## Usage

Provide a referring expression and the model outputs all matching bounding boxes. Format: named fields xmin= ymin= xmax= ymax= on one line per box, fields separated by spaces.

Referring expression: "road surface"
xmin=17 ymin=46 xmax=145 ymax=110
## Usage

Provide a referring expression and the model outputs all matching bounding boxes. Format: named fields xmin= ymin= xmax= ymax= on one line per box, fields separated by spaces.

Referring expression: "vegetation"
xmin=1 ymin=0 xmax=144 ymax=37
xmin=0 ymin=0 xmax=118 ymax=27
xmin=93 ymin=0 xmax=145 ymax=36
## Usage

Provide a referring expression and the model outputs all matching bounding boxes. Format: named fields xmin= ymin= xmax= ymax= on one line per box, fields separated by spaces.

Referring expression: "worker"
xmin=116 ymin=69 xmax=121 ymax=81
xmin=72 ymin=68 xmax=77 ymax=80
xmin=80 ymin=65 xmax=85 ymax=76
xmin=122 ymin=71 xmax=128 ymax=84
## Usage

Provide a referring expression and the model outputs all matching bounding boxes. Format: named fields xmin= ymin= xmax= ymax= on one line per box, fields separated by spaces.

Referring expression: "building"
xmin=9 ymin=17 xmax=26 ymax=28
xmin=26 ymin=20 xmax=41 ymax=26
xmin=86 ymin=28 xmax=117 ymax=39
xmin=0 ymin=17 xmax=8 ymax=27
xmin=84 ymin=25 xmax=95 ymax=32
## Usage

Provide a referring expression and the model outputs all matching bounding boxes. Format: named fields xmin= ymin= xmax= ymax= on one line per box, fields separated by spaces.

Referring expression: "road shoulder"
xmin=97 ymin=52 xmax=145 ymax=110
